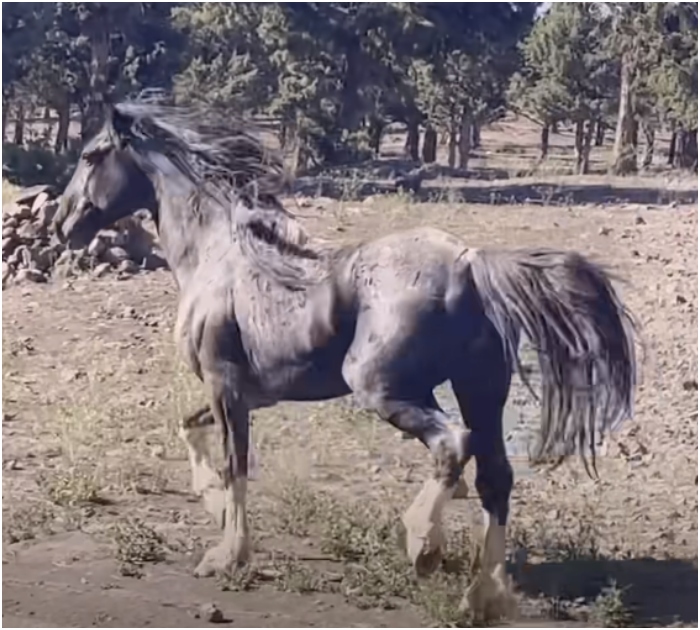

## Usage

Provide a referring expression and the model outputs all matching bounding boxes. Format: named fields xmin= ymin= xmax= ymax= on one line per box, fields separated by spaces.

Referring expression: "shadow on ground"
xmin=517 ymin=556 xmax=698 ymax=626
xmin=293 ymin=173 xmax=698 ymax=207
xmin=419 ymin=182 xmax=698 ymax=206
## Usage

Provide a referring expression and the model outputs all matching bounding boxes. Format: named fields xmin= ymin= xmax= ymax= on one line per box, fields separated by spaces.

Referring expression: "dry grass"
xmin=2 ymin=117 xmax=696 ymax=626
xmin=2 ymin=178 xmax=20 ymax=206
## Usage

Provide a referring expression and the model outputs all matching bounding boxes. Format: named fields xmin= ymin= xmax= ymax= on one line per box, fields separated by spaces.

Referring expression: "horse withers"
xmin=53 ymin=101 xmax=636 ymax=621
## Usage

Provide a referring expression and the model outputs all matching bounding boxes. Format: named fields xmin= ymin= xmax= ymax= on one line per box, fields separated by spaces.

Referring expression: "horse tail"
xmin=466 ymin=248 xmax=637 ymax=474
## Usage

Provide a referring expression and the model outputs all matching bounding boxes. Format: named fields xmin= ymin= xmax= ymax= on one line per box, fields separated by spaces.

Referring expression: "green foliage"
xmin=509 ymin=4 xmax=616 ymax=125
xmin=2 ymin=143 xmax=77 ymax=188
xmin=2 ymin=1 xmax=695 ymax=176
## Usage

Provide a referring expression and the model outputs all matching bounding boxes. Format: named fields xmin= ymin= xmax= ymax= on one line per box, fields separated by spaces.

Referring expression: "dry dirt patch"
xmin=3 ymin=191 xmax=697 ymax=627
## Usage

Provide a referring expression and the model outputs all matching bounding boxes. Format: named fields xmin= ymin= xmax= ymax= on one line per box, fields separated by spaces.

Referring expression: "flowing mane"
xmin=114 ymin=100 xmax=330 ymax=289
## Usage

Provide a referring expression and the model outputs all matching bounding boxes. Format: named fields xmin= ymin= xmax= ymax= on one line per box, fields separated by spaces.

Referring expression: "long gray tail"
xmin=467 ymin=248 xmax=637 ymax=473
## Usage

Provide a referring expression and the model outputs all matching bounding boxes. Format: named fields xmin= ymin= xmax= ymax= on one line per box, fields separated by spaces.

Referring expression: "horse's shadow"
xmin=515 ymin=556 xmax=698 ymax=625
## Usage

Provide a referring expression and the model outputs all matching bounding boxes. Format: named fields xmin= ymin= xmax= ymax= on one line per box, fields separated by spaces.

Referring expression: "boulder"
xmin=12 ymin=184 xmax=54 ymax=207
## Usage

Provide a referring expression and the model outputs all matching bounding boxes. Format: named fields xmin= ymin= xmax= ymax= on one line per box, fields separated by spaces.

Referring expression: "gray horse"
xmin=53 ymin=102 xmax=636 ymax=621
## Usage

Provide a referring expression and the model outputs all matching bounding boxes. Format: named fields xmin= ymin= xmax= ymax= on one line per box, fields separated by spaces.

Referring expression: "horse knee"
xmin=430 ymin=425 xmax=472 ymax=487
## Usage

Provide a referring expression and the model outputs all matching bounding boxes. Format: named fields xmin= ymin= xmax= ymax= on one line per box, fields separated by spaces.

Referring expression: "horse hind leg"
xmin=451 ymin=368 xmax=517 ymax=622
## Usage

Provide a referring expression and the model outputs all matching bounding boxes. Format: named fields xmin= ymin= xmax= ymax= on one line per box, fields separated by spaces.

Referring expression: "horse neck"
xmin=152 ymin=174 xmax=237 ymax=290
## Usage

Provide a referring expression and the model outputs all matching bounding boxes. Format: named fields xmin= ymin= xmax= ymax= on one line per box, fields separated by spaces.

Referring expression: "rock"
xmin=141 ymin=252 xmax=168 ymax=271
xmin=14 ymin=268 xmax=47 ymax=284
xmin=2 ymin=237 xmax=16 ymax=256
xmin=634 ymin=215 xmax=646 ymax=225
xmin=116 ymin=259 xmax=139 ymax=274
xmin=198 ymin=603 xmax=225 ymax=624
xmin=598 ymin=226 xmax=612 ymax=236
xmin=2 ymin=262 xmax=11 ymax=286
xmin=54 ymin=249 xmax=74 ymax=268
xmin=13 ymin=184 xmax=54 ymax=207
xmin=104 ymin=246 xmax=129 ymax=266
xmin=2 ymin=226 xmax=16 ymax=240
xmin=30 ymin=191 xmax=51 ymax=215
xmin=33 ymin=199 xmax=59 ymax=228
xmin=28 ymin=245 xmax=54 ymax=271
xmin=3 ymin=217 xmax=18 ymax=230
xmin=16 ymin=222 xmax=40 ymax=241
xmin=93 ymin=262 xmax=112 ymax=278
xmin=88 ymin=235 xmax=107 ymax=259
xmin=8 ymin=245 xmax=31 ymax=269
xmin=5 ymin=204 xmax=31 ymax=222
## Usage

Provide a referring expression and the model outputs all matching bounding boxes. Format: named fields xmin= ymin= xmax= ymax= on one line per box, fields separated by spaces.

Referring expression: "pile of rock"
xmin=2 ymin=185 xmax=166 ymax=289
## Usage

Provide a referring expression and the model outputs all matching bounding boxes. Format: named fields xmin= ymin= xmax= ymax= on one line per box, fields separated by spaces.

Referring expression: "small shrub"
xmin=43 ymin=466 xmax=104 ymax=507
xmin=592 ymin=580 xmax=633 ymax=628
xmin=2 ymin=143 xmax=77 ymax=188
xmin=111 ymin=517 xmax=168 ymax=577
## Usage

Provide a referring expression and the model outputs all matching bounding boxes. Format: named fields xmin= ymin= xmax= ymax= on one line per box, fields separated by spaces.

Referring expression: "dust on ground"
xmin=3 ymin=126 xmax=698 ymax=628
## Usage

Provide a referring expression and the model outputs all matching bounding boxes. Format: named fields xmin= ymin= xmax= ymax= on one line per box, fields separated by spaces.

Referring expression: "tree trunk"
xmin=285 ymin=111 xmax=306 ymax=175
xmin=611 ymin=58 xmax=637 ymax=174
xmin=54 ymin=98 xmax=70 ymax=154
xmin=641 ymin=122 xmax=655 ymax=169
xmin=551 ymin=121 xmax=559 ymax=134
xmin=422 ymin=123 xmax=437 ymax=163
xmin=539 ymin=124 xmax=550 ymax=160
xmin=368 ymin=117 xmax=384 ymax=156
xmin=447 ymin=120 xmax=458 ymax=169
xmin=594 ymin=120 xmax=605 ymax=147
xmin=458 ymin=108 xmax=472 ymax=170
xmin=13 ymin=101 xmax=25 ymax=146
xmin=405 ymin=120 xmax=420 ymax=161
xmin=676 ymin=128 xmax=698 ymax=171
xmin=338 ymin=42 xmax=362 ymax=133
xmin=278 ymin=121 xmax=288 ymax=150
xmin=81 ymin=8 xmax=110 ymax=142
xmin=1 ymin=99 xmax=8 ymax=143
xmin=579 ymin=119 xmax=595 ymax=175
xmin=574 ymin=120 xmax=585 ymax=174
xmin=668 ymin=130 xmax=677 ymax=166
xmin=471 ymin=123 xmax=481 ymax=149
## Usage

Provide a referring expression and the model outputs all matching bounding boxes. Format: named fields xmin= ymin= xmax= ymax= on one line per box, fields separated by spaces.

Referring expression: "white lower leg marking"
xmin=461 ymin=510 xmax=515 ymax=619
xmin=402 ymin=478 xmax=454 ymax=574
xmin=194 ymin=477 xmax=251 ymax=577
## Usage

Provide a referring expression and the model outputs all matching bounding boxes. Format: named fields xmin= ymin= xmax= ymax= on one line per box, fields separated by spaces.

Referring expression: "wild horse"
xmin=54 ymin=102 xmax=636 ymax=621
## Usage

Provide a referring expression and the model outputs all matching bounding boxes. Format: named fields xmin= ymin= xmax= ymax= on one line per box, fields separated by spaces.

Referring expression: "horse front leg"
xmin=366 ymin=396 xmax=472 ymax=576
xmin=193 ymin=373 xmax=251 ymax=577
xmin=179 ymin=406 xmax=226 ymax=529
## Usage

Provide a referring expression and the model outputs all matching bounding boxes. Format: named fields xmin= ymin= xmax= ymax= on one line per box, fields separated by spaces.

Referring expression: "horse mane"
xmin=113 ymin=100 xmax=330 ymax=289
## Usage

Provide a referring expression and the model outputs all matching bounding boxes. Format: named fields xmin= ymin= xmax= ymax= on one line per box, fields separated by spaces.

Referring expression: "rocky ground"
xmin=2 ymin=164 xmax=698 ymax=627
xmin=2 ymin=185 xmax=166 ymax=289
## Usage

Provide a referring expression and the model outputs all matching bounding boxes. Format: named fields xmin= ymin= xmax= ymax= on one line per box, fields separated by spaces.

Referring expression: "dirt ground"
xmin=3 ymin=121 xmax=698 ymax=628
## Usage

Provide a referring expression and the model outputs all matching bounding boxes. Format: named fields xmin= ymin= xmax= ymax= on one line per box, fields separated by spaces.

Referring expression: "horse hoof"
xmin=414 ymin=545 xmax=443 ymax=577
